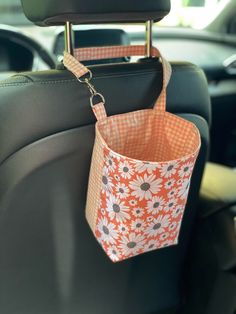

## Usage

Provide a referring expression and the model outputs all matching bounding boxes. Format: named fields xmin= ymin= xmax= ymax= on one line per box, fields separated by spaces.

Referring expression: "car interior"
xmin=0 ymin=0 xmax=235 ymax=314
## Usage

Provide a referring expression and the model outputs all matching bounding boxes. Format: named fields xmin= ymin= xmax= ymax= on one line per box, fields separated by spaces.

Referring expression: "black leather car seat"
xmin=0 ymin=1 xmax=211 ymax=314
xmin=183 ymin=163 xmax=236 ymax=314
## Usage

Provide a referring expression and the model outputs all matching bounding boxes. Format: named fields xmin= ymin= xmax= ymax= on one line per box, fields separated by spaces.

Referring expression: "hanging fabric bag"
xmin=64 ymin=45 xmax=201 ymax=262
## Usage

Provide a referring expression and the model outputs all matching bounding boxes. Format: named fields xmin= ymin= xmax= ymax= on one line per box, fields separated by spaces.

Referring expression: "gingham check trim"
xmin=85 ymin=137 xmax=104 ymax=231
xmin=63 ymin=45 xmax=172 ymax=119
xmin=73 ymin=45 xmax=158 ymax=61
xmin=72 ymin=45 xmax=172 ymax=88
xmin=92 ymin=102 xmax=107 ymax=121
xmin=63 ymin=51 xmax=89 ymax=79
xmin=96 ymin=110 xmax=201 ymax=163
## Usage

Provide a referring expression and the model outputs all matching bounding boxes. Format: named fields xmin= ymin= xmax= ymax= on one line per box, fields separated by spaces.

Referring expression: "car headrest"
xmin=21 ymin=0 xmax=170 ymax=26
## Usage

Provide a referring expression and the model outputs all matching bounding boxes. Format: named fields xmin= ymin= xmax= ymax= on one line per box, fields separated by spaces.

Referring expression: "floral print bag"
xmin=63 ymin=45 xmax=201 ymax=262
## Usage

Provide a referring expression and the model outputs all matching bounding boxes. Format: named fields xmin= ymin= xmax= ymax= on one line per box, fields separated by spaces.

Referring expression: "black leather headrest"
xmin=21 ymin=0 xmax=170 ymax=26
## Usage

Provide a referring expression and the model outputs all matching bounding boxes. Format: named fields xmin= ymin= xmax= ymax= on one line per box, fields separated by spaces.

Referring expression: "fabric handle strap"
xmin=63 ymin=45 xmax=172 ymax=120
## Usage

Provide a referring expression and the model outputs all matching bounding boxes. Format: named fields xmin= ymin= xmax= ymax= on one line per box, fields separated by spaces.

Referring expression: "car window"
xmin=160 ymin=0 xmax=231 ymax=29
xmin=0 ymin=0 xmax=30 ymax=25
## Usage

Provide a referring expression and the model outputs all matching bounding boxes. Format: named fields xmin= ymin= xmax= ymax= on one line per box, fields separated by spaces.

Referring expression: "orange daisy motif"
xmin=93 ymin=148 xmax=199 ymax=262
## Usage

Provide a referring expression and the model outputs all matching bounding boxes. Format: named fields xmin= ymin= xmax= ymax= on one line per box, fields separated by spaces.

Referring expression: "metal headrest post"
xmin=145 ymin=20 xmax=153 ymax=58
xmin=64 ymin=20 xmax=153 ymax=57
xmin=65 ymin=21 xmax=74 ymax=55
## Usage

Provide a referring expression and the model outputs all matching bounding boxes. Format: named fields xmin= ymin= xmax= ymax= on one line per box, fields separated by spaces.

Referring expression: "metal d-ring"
xmin=79 ymin=76 xmax=106 ymax=106
xmin=77 ymin=74 xmax=106 ymax=107
xmin=90 ymin=93 xmax=105 ymax=107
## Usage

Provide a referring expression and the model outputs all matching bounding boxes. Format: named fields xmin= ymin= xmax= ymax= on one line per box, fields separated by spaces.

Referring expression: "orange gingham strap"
xmin=74 ymin=45 xmax=158 ymax=61
xmin=92 ymin=102 xmax=107 ymax=121
xmin=63 ymin=45 xmax=172 ymax=120
xmin=73 ymin=45 xmax=172 ymax=91
xmin=64 ymin=51 xmax=90 ymax=78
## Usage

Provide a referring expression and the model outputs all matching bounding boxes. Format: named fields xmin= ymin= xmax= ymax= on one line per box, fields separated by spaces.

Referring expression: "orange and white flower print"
xmin=119 ymin=232 xmax=145 ymax=256
xmin=94 ymin=147 xmax=198 ymax=262
xmin=145 ymin=215 xmax=170 ymax=237
xmin=97 ymin=217 xmax=118 ymax=245
xmin=147 ymin=196 xmax=165 ymax=214
xmin=106 ymin=195 xmax=130 ymax=222
xmin=107 ymin=246 xmax=121 ymax=262
xmin=129 ymin=174 xmax=163 ymax=200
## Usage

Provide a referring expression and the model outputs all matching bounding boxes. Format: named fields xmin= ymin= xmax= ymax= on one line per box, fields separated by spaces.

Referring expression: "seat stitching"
xmin=0 ymin=68 xmax=203 ymax=88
